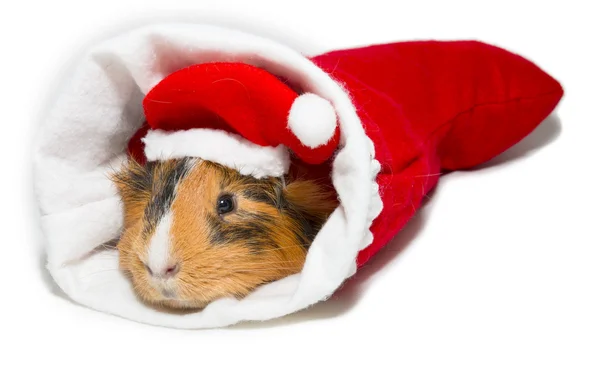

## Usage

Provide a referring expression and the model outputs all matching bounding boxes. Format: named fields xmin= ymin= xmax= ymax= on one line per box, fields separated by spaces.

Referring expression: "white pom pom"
xmin=287 ymin=93 xmax=337 ymax=148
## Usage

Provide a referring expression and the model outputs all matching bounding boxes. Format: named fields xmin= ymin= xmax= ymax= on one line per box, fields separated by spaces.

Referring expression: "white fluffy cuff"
xmin=142 ymin=128 xmax=291 ymax=179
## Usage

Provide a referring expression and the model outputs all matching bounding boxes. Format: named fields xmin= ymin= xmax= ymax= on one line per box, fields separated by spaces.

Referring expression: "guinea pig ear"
xmin=110 ymin=159 xmax=153 ymax=228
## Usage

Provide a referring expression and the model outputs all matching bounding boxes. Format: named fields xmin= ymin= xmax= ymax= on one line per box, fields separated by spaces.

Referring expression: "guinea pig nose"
xmin=144 ymin=262 xmax=180 ymax=279
xmin=163 ymin=263 xmax=180 ymax=277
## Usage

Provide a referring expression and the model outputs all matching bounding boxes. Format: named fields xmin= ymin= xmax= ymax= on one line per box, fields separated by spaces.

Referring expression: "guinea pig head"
xmin=111 ymin=158 xmax=337 ymax=309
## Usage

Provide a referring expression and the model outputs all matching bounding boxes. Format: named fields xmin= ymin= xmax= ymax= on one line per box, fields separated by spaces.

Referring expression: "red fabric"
xmin=128 ymin=40 xmax=563 ymax=269
xmin=310 ymin=40 xmax=563 ymax=267
xmin=128 ymin=62 xmax=339 ymax=165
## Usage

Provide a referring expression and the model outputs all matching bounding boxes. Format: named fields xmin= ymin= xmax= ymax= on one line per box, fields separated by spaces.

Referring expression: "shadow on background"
xmin=478 ymin=114 xmax=562 ymax=169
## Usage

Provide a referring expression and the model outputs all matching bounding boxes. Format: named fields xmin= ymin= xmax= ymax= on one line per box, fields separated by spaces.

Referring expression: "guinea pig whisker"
xmin=243 ymin=246 xmax=308 ymax=254
xmin=83 ymin=255 xmax=119 ymax=261
xmin=233 ymin=267 xmax=304 ymax=272
xmin=84 ymin=281 xmax=120 ymax=291
xmin=233 ymin=263 xmax=304 ymax=268
xmin=178 ymin=246 xmax=291 ymax=261
xmin=79 ymin=268 xmax=120 ymax=279
xmin=223 ymin=259 xmax=304 ymax=266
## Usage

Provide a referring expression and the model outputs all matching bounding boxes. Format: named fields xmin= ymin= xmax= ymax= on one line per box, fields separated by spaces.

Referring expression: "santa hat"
xmin=128 ymin=62 xmax=341 ymax=178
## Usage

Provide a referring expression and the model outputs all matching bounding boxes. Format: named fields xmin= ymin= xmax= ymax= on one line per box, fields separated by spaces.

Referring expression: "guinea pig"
xmin=111 ymin=157 xmax=337 ymax=310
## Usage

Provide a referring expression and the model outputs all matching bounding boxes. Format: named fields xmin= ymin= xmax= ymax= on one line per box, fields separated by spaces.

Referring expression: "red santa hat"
xmin=128 ymin=62 xmax=341 ymax=178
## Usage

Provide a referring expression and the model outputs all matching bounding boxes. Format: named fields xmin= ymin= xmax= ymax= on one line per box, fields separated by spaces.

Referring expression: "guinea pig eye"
xmin=216 ymin=194 xmax=236 ymax=215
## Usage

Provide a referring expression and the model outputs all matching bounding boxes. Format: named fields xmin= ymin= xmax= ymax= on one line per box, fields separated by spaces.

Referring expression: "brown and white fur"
xmin=111 ymin=158 xmax=337 ymax=310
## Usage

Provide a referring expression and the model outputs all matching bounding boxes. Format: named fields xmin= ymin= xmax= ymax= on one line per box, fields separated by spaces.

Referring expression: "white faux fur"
xmin=143 ymin=128 xmax=291 ymax=179
xmin=33 ymin=23 xmax=383 ymax=329
xmin=288 ymin=93 xmax=337 ymax=148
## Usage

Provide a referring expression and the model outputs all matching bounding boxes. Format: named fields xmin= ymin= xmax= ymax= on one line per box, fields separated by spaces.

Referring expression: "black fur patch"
xmin=207 ymin=210 xmax=275 ymax=251
xmin=124 ymin=161 xmax=158 ymax=192
xmin=242 ymin=188 xmax=277 ymax=206
xmin=142 ymin=159 xmax=193 ymax=235
xmin=282 ymin=204 xmax=321 ymax=249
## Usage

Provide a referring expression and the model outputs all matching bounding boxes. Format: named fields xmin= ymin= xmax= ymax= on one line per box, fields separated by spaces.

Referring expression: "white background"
xmin=2 ymin=0 xmax=599 ymax=368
